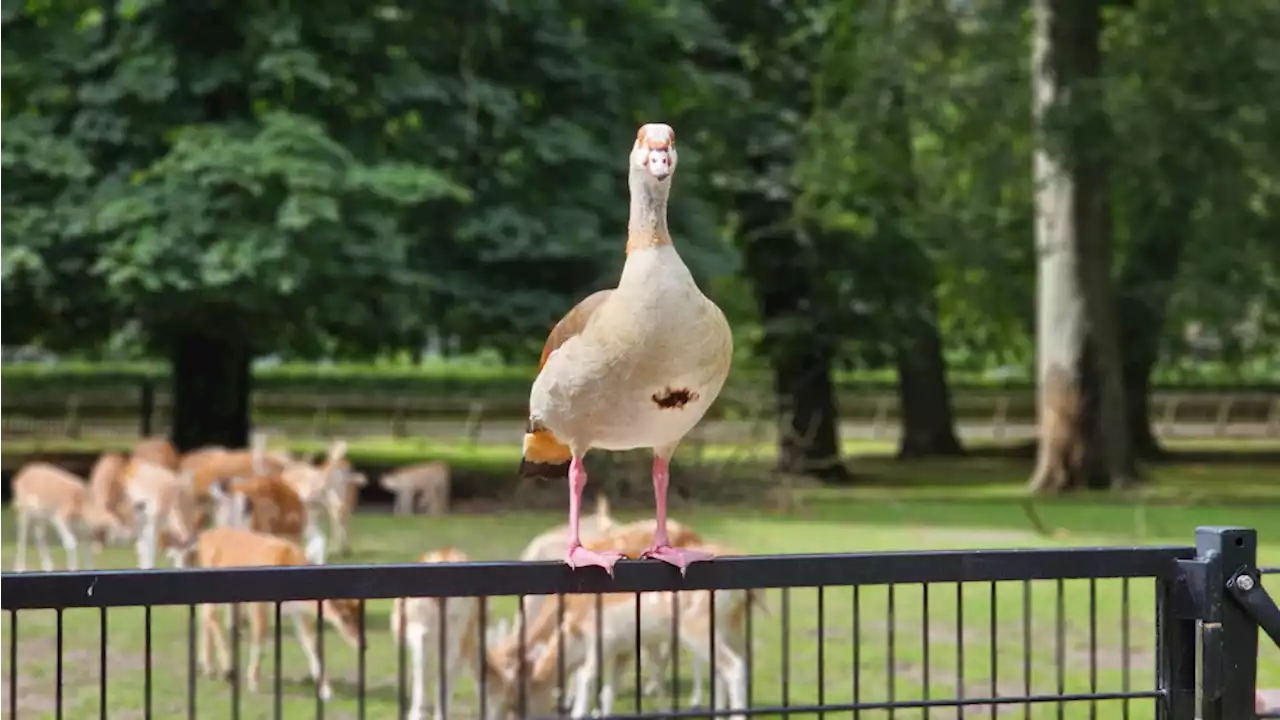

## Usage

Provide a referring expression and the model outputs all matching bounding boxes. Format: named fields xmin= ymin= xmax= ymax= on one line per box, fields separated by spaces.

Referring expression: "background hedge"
xmin=2 ymin=361 xmax=1277 ymax=396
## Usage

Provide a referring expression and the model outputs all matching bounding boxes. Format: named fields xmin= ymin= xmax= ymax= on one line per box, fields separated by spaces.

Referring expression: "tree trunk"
xmin=1028 ymin=0 xmax=1136 ymax=494
xmin=170 ymin=333 xmax=252 ymax=452
xmin=895 ymin=299 xmax=965 ymax=458
xmin=737 ymin=184 xmax=850 ymax=484
xmin=774 ymin=343 xmax=848 ymax=481
xmin=879 ymin=81 xmax=963 ymax=459
xmin=1116 ymin=172 xmax=1195 ymax=459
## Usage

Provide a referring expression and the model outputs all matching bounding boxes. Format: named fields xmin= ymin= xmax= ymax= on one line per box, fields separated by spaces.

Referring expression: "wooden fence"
xmin=2 ymin=388 xmax=1277 ymax=445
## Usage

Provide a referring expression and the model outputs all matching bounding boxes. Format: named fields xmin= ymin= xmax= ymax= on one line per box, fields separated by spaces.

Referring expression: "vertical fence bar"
xmin=358 ymin=600 xmax=367 ymax=720
xmin=8 ymin=610 xmax=16 ymax=720
xmin=397 ymin=597 xmax=407 ymax=717
xmin=102 ymin=606 xmax=111 ymax=720
xmin=852 ymin=585 xmax=861 ymax=720
xmin=1055 ymin=579 xmax=1065 ymax=720
xmin=1022 ymin=580 xmax=1032 ymax=720
xmin=1157 ymin=568 xmax=1196 ymax=720
xmin=634 ymin=593 xmax=642 ymax=714
xmin=1195 ymin=526 xmax=1258 ymax=720
xmin=55 ymin=607 xmax=64 ymax=719
xmin=1122 ymin=577 xmax=1131 ymax=720
xmin=478 ymin=598 xmax=488 ymax=720
xmin=187 ymin=605 xmax=197 ymax=720
xmin=782 ymin=587 xmax=792 ymax=708
xmin=316 ymin=600 xmax=326 ymax=719
xmin=989 ymin=581 xmax=998 ymax=720
xmin=670 ymin=592 xmax=680 ymax=710
xmin=888 ymin=584 xmax=896 ymax=720
xmin=273 ymin=603 xmax=283 ymax=720
xmin=230 ymin=604 xmax=241 ymax=720
xmin=921 ymin=583 xmax=930 ymax=720
xmin=145 ymin=605 xmax=154 ymax=720
xmin=746 ymin=588 xmax=755 ymax=709
xmin=956 ymin=581 xmax=964 ymax=720
xmin=709 ymin=590 xmax=718 ymax=714
xmin=435 ymin=598 xmax=446 ymax=720
xmin=556 ymin=593 xmax=566 ymax=713
xmin=1089 ymin=578 xmax=1098 ymax=720
xmin=817 ymin=586 xmax=825 ymax=719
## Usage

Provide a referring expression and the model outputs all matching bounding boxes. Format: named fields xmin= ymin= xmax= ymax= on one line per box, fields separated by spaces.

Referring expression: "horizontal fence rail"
xmin=2 ymin=388 xmax=1278 ymax=445
xmin=2 ymin=528 xmax=1274 ymax=719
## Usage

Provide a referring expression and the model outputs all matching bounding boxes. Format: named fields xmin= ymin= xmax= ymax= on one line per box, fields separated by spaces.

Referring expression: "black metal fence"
xmin=2 ymin=526 xmax=1276 ymax=719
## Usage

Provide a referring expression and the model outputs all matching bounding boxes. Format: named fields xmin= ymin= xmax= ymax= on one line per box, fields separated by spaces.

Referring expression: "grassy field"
xmin=3 ymin=453 xmax=1280 ymax=719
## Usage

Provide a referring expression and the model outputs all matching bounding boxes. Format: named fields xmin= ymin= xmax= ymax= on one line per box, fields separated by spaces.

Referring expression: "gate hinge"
xmin=1226 ymin=566 xmax=1280 ymax=649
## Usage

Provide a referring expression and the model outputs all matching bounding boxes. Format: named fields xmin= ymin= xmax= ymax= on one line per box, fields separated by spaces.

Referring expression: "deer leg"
xmin=402 ymin=620 xmax=427 ymax=720
xmin=135 ymin=510 xmax=158 ymax=570
xmin=51 ymin=515 xmax=80 ymax=571
xmin=436 ymin=605 xmax=467 ymax=720
xmin=34 ymin=518 xmax=55 ymax=571
xmin=289 ymin=609 xmax=333 ymax=701
xmin=14 ymin=511 xmax=30 ymax=572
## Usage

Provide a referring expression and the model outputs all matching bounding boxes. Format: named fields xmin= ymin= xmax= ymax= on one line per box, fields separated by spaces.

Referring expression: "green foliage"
xmin=2 ymin=0 xmax=1277 ymax=407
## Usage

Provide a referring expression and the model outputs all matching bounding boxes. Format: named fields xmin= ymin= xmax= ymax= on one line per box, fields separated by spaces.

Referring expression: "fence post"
xmin=1196 ymin=526 xmax=1259 ymax=720
xmin=1214 ymin=396 xmax=1233 ymax=437
xmin=139 ymin=379 xmax=155 ymax=437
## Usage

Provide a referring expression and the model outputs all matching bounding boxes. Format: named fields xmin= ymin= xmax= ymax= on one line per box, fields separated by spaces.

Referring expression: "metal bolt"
xmin=1236 ymin=574 xmax=1256 ymax=592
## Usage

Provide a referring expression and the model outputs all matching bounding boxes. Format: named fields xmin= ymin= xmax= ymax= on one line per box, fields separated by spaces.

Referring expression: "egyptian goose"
xmin=520 ymin=122 xmax=734 ymax=575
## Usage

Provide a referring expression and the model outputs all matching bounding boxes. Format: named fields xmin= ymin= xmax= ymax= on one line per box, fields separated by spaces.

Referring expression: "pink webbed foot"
xmin=566 ymin=544 xmax=626 ymax=576
xmin=641 ymin=545 xmax=715 ymax=575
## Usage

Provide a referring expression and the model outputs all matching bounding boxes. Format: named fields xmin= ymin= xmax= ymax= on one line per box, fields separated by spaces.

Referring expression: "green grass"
xmin=3 ymin=459 xmax=1280 ymax=719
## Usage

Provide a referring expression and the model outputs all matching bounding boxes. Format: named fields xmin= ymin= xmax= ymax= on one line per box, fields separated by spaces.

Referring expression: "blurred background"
xmin=4 ymin=2 xmax=1280 ymax=716
xmin=2 ymin=0 xmax=1278 ymax=504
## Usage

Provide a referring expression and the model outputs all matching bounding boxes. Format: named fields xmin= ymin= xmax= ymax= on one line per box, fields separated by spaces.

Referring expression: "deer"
xmin=120 ymin=458 xmax=200 ymax=569
xmin=86 ymin=452 xmax=131 ymax=550
xmin=504 ymin=558 xmax=754 ymax=720
xmin=272 ymin=439 xmax=352 ymax=563
xmin=515 ymin=504 xmax=700 ymax=630
xmin=209 ymin=470 xmax=315 ymax=557
xmin=324 ymin=466 xmax=365 ymax=557
xmin=131 ymin=436 xmax=180 ymax=470
xmin=188 ymin=526 xmax=363 ymax=701
xmin=379 ymin=460 xmax=451 ymax=517
xmin=391 ymin=548 xmax=519 ymax=720
xmin=10 ymin=462 xmax=131 ymax=572
xmin=180 ymin=432 xmax=293 ymax=528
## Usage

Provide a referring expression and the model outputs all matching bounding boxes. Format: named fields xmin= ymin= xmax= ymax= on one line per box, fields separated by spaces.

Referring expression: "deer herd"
xmin=7 ymin=434 xmax=753 ymax=719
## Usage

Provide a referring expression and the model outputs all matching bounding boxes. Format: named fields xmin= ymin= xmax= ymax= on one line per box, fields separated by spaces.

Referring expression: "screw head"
xmin=1237 ymin=574 xmax=1256 ymax=592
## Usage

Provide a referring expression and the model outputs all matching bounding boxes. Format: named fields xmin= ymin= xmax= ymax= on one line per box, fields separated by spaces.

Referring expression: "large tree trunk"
xmin=1028 ymin=0 xmax=1136 ymax=494
xmin=738 ymin=186 xmax=850 ymax=484
xmin=170 ymin=333 xmax=252 ymax=452
xmin=880 ymin=79 xmax=964 ymax=459
xmin=1116 ymin=170 xmax=1195 ymax=459
xmin=895 ymin=300 xmax=965 ymax=458
xmin=773 ymin=343 xmax=847 ymax=481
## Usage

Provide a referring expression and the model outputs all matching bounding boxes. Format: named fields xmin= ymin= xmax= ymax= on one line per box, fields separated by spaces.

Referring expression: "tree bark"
xmin=773 ymin=342 xmax=848 ymax=481
xmin=1116 ymin=168 xmax=1195 ymax=459
xmin=169 ymin=333 xmax=252 ymax=452
xmin=737 ymin=187 xmax=850 ymax=483
xmin=895 ymin=299 xmax=965 ymax=458
xmin=880 ymin=79 xmax=964 ymax=459
xmin=1028 ymin=0 xmax=1136 ymax=494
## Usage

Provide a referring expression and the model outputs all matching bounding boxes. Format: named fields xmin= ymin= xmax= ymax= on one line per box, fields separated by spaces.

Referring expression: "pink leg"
xmin=564 ymin=456 xmax=624 ymax=575
xmin=640 ymin=456 xmax=714 ymax=574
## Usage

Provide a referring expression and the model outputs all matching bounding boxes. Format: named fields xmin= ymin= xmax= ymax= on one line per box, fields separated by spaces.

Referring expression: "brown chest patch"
xmin=652 ymin=387 xmax=699 ymax=409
